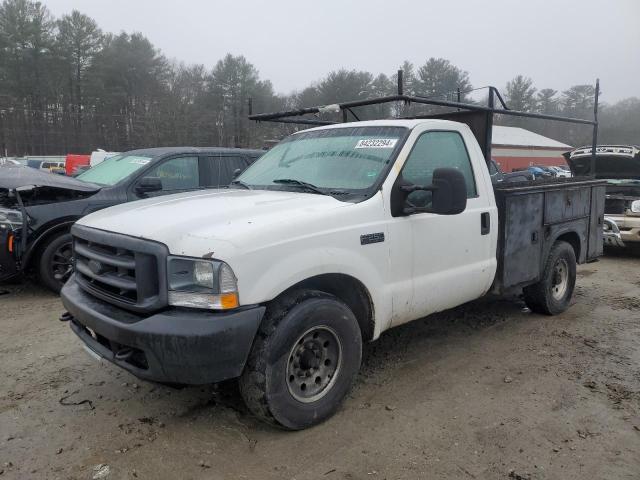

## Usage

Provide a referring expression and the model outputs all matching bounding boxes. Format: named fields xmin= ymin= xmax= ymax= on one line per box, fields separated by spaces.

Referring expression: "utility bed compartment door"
xmin=588 ymin=185 xmax=606 ymax=259
xmin=502 ymin=193 xmax=544 ymax=287
xmin=544 ymin=188 xmax=591 ymax=224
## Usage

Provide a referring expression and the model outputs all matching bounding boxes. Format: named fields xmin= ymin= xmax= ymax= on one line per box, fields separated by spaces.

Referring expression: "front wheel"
xmin=523 ymin=240 xmax=576 ymax=315
xmin=239 ymin=290 xmax=362 ymax=430
xmin=39 ymin=232 xmax=73 ymax=294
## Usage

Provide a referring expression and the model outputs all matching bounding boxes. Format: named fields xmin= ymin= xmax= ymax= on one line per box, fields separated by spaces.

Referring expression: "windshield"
xmin=76 ymin=154 xmax=153 ymax=186
xmin=237 ymin=126 xmax=407 ymax=196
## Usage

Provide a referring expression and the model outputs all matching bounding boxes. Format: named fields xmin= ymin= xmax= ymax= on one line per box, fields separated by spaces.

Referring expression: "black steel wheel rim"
xmin=286 ymin=325 xmax=342 ymax=403
xmin=51 ymin=241 xmax=73 ymax=284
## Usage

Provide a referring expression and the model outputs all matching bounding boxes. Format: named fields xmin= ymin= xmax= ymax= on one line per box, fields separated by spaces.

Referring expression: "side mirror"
xmin=391 ymin=168 xmax=467 ymax=216
xmin=430 ymin=168 xmax=467 ymax=214
xmin=232 ymin=168 xmax=242 ymax=179
xmin=135 ymin=177 xmax=163 ymax=195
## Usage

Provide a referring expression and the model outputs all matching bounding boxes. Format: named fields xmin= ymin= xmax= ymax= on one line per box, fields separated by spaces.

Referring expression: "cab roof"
xmin=295 ymin=119 xmax=466 ymax=134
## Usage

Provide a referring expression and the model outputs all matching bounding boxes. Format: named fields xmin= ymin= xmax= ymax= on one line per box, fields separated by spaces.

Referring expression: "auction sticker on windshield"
xmin=355 ymin=138 xmax=398 ymax=149
xmin=128 ymin=157 xmax=151 ymax=165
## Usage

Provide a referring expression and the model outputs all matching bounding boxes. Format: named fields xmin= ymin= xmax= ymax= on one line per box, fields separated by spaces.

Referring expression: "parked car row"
xmin=1 ymin=150 xmax=121 ymax=177
xmin=512 ymin=164 xmax=572 ymax=180
xmin=488 ymin=159 xmax=534 ymax=183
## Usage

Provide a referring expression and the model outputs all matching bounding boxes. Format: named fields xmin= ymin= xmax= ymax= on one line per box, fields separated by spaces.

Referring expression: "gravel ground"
xmin=1 ymin=251 xmax=639 ymax=480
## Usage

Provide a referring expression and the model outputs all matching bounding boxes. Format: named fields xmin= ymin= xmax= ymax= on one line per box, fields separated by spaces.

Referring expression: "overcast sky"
xmin=43 ymin=0 xmax=640 ymax=103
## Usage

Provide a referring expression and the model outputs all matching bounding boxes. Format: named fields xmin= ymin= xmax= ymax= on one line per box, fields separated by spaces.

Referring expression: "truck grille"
xmin=72 ymin=225 xmax=168 ymax=313
xmin=75 ymin=238 xmax=139 ymax=303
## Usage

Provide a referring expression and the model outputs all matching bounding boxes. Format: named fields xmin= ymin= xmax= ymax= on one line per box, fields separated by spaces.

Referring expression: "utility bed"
xmin=492 ymin=178 xmax=606 ymax=293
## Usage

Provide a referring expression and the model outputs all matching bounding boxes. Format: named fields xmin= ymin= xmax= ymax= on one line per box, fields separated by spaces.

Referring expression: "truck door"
xmin=391 ymin=129 xmax=496 ymax=325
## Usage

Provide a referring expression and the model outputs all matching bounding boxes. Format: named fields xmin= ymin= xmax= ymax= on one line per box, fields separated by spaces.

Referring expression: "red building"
xmin=492 ymin=126 xmax=572 ymax=172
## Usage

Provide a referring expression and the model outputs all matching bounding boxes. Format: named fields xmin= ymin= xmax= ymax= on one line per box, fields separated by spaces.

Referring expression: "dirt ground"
xmin=1 ymin=251 xmax=639 ymax=480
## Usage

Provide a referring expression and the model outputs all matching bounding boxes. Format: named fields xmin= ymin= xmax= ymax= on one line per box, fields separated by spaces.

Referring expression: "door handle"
xmin=481 ymin=212 xmax=490 ymax=235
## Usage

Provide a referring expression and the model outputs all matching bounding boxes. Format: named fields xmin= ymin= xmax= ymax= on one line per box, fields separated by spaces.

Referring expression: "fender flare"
xmin=544 ymin=225 xmax=585 ymax=264
xmin=23 ymin=219 xmax=78 ymax=268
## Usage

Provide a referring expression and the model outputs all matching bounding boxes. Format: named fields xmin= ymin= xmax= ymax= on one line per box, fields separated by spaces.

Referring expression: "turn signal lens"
xmin=168 ymin=291 xmax=239 ymax=310
xmin=219 ymin=292 xmax=239 ymax=309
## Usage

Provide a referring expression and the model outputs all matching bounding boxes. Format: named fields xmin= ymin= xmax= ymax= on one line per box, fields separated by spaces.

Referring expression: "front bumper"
xmin=61 ymin=276 xmax=265 ymax=385
xmin=0 ymin=227 xmax=19 ymax=281
xmin=604 ymin=215 xmax=640 ymax=246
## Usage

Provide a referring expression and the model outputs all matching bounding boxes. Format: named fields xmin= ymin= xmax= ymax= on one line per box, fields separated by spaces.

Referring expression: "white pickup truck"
xmin=61 ymin=119 xmax=605 ymax=429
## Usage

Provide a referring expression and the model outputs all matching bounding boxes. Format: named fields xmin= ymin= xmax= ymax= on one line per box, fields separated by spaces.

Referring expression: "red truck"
xmin=65 ymin=154 xmax=91 ymax=176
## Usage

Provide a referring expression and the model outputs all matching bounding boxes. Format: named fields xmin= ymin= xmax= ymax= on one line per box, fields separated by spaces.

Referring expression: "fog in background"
xmin=43 ymin=0 xmax=639 ymax=102
xmin=1 ymin=0 xmax=638 ymax=155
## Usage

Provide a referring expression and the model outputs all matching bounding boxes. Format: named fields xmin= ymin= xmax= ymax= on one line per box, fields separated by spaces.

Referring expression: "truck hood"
xmin=564 ymin=147 xmax=640 ymax=180
xmin=78 ymin=188 xmax=350 ymax=255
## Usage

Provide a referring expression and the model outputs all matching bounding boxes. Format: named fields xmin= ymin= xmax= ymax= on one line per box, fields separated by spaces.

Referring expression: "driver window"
xmin=146 ymin=156 xmax=199 ymax=191
xmin=402 ymin=131 xmax=477 ymax=207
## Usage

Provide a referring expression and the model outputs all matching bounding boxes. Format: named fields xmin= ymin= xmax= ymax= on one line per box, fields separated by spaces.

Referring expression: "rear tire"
xmin=239 ymin=289 xmax=362 ymax=430
xmin=39 ymin=232 xmax=73 ymax=294
xmin=523 ymin=240 xmax=576 ymax=315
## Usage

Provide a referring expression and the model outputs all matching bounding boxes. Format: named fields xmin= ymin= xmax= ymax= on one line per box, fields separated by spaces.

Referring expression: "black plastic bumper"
xmin=0 ymin=228 xmax=19 ymax=281
xmin=61 ymin=276 xmax=265 ymax=385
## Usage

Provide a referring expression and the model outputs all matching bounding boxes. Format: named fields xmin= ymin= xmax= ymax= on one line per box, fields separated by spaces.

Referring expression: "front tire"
xmin=239 ymin=290 xmax=362 ymax=430
xmin=39 ymin=232 xmax=73 ymax=294
xmin=523 ymin=240 xmax=576 ymax=315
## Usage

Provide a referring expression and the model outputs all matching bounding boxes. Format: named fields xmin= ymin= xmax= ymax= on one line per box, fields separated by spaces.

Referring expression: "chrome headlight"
xmin=167 ymin=257 xmax=239 ymax=310
xmin=630 ymin=200 xmax=640 ymax=213
xmin=0 ymin=208 xmax=23 ymax=230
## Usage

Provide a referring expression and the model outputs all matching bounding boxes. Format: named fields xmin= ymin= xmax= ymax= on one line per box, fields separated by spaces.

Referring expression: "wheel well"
xmin=25 ymin=222 xmax=75 ymax=269
xmin=280 ymin=274 xmax=375 ymax=342
xmin=556 ymin=231 xmax=581 ymax=260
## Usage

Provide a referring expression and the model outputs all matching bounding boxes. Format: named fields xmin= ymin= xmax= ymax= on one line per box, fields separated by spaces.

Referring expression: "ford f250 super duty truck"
xmin=60 ymin=116 xmax=605 ymax=429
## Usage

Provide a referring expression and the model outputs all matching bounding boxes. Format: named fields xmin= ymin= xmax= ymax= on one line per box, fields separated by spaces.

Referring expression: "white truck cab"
xmin=61 ymin=119 xmax=604 ymax=429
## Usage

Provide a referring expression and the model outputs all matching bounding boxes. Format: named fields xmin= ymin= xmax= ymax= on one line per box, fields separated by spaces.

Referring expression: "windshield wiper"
xmin=229 ymin=179 xmax=252 ymax=190
xmin=273 ymin=178 xmax=327 ymax=195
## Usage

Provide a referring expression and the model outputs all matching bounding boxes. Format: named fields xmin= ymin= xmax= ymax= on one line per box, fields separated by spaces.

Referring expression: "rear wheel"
xmin=39 ymin=232 xmax=73 ymax=294
xmin=239 ymin=289 xmax=362 ymax=430
xmin=523 ymin=240 xmax=576 ymax=315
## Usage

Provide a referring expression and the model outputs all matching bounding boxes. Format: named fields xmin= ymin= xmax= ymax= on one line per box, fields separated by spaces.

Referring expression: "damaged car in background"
xmin=0 ymin=167 xmax=100 ymax=291
xmin=566 ymin=145 xmax=640 ymax=249
xmin=0 ymin=148 xmax=263 ymax=292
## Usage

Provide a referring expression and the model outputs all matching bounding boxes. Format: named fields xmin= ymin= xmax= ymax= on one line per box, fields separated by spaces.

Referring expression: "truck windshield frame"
xmin=237 ymin=126 xmax=410 ymax=201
